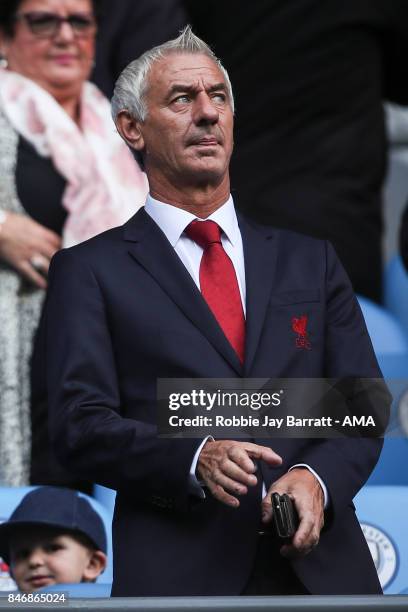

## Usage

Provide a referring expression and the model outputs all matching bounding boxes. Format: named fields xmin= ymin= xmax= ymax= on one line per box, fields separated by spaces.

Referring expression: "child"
xmin=0 ymin=487 xmax=107 ymax=592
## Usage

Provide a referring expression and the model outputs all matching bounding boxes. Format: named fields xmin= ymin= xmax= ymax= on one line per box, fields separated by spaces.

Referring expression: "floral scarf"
xmin=0 ymin=68 xmax=148 ymax=246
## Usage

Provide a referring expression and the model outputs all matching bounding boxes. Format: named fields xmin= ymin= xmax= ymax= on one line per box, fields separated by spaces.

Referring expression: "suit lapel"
xmin=124 ymin=209 xmax=242 ymax=374
xmin=239 ymin=215 xmax=278 ymax=375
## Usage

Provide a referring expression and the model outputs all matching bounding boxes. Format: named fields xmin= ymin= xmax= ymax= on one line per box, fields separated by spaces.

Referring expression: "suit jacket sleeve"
xmin=291 ymin=241 xmax=390 ymax=523
xmin=46 ymin=248 xmax=200 ymax=510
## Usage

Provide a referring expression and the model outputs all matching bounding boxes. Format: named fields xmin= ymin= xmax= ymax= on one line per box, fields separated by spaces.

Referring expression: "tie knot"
xmin=185 ymin=220 xmax=222 ymax=249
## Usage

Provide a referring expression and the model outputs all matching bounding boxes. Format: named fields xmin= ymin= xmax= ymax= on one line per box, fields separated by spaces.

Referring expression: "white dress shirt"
xmin=144 ymin=194 xmax=328 ymax=507
xmin=145 ymin=193 xmax=246 ymax=308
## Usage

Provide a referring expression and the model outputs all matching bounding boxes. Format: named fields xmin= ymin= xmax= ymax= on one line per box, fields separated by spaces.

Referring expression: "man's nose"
xmin=192 ymin=94 xmax=219 ymax=125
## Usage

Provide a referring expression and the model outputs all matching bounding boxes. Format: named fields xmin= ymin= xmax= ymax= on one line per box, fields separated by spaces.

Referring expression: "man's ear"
xmin=115 ymin=110 xmax=145 ymax=152
xmin=82 ymin=550 xmax=107 ymax=582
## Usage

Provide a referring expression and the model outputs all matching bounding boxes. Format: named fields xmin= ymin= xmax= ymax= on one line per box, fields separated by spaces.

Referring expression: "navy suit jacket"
xmin=46 ymin=208 xmax=386 ymax=595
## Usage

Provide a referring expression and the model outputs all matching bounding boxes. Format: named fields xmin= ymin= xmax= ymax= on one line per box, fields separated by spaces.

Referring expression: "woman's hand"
xmin=0 ymin=212 xmax=61 ymax=289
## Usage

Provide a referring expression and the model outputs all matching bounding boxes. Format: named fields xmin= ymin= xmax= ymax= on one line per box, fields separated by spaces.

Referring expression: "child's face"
xmin=9 ymin=526 xmax=105 ymax=592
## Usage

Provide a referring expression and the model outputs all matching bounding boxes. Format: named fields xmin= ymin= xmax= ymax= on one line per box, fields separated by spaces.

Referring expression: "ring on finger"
xmin=30 ymin=254 xmax=47 ymax=271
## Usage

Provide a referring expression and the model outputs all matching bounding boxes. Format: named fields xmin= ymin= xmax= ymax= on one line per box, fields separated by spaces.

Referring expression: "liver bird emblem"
xmin=291 ymin=315 xmax=311 ymax=349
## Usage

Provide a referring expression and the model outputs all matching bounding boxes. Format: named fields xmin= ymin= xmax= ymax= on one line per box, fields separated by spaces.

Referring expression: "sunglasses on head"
xmin=15 ymin=11 xmax=96 ymax=38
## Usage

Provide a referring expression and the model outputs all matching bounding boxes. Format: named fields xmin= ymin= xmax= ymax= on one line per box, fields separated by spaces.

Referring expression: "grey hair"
xmin=111 ymin=25 xmax=235 ymax=123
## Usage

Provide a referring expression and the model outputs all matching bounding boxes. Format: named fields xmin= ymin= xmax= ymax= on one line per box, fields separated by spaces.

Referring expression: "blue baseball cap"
xmin=0 ymin=487 xmax=107 ymax=564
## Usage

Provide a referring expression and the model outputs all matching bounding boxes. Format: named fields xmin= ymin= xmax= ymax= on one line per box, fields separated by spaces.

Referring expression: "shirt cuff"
xmin=189 ymin=436 xmax=214 ymax=498
xmin=289 ymin=463 xmax=329 ymax=509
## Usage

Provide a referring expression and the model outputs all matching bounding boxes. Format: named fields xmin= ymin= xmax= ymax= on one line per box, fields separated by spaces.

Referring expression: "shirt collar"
xmin=144 ymin=193 xmax=240 ymax=247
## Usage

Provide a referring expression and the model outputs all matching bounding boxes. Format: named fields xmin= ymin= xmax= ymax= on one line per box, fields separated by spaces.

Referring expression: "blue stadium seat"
xmin=0 ymin=486 xmax=112 ymax=591
xmin=39 ymin=582 xmax=111 ymax=597
xmin=93 ymin=485 xmax=116 ymax=517
xmin=357 ymin=295 xmax=408 ymax=357
xmin=356 ymin=297 xmax=408 ymax=486
xmin=368 ymin=438 xmax=408 ymax=486
xmin=367 ymin=377 xmax=408 ymax=486
xmin=384 ymin=256 xmax=408 ymax=337
xmin=0 ymin=487 xmax=35 ymax=521
xmin=354 ymin=485 xmax=408 ymax=594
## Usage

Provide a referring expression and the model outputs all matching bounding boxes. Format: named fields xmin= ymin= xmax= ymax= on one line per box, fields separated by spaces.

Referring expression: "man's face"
xmin=9 ymin=527 xmax=97 ymax=592
xmin=137 ymin=53 xmax=234 ymax=188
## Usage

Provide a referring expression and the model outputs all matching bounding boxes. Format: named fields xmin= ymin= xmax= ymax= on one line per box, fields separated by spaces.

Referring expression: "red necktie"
xmin=185 ymin=220 xmax=245 ymax=363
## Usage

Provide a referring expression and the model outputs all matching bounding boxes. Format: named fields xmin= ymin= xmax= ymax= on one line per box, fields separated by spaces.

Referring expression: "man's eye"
xmin=173 ymin=95 xmax=190 ymax=103
xmin=212 ymin=93 xmax=226 ymax=103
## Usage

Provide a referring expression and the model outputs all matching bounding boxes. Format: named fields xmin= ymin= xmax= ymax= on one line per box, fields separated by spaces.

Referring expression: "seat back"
xmin=357 ymin=295 xmax=408 ymax=355
xmin=93 ymin=485 xmax=116 ymax=517
xmin=356 ymin=297 xmax=408 ymax=485
xmin=39 ymin=582 xmax=111 ymax=597
xmin=384 ymin=256 xmax=408 ymax=337
xmin=354 ymin=485 xmax=408 ymax=594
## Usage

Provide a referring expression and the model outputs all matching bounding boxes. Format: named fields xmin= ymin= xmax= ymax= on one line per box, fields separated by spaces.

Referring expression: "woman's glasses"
xmin=15 ymin=12 xmax=96 ymax=38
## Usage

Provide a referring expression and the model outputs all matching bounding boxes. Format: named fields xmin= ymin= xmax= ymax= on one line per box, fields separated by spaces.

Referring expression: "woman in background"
xmin=0 ymin=0 xmax=148 ymax=486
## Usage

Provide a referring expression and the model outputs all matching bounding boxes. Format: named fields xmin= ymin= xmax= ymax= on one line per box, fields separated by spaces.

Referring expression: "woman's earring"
xmin=0 ymin=56 xmax=8 ymax=69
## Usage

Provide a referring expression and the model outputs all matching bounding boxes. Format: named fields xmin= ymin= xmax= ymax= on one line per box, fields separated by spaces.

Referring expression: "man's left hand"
xmin=261 ymin=467 xmax=324 ymax=559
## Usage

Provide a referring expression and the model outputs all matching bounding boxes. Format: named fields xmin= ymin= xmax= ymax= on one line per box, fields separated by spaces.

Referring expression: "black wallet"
xmin=272 ymin=493 xmax=299 ymax=538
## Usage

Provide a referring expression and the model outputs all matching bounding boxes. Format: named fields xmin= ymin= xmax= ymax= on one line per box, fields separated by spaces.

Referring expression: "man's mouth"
xmin=189 ymin=136 xmax=220 ymax=147
xmin=197 ymin=137 xmax=218 ymax=145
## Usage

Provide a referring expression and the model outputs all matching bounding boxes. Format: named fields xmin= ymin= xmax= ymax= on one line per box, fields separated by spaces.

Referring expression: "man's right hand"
xmin=197 ymin=440 xmax=282 ymax=507
xmin=0 ymin=212 xmax=61 ymax=289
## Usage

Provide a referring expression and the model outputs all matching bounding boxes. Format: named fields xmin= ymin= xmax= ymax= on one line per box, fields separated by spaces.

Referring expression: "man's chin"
xmin=182 ymin=157 xmax=229 ymax=184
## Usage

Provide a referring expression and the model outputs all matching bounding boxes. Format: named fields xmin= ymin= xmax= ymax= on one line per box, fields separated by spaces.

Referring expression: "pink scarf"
xmin=0 ymin=68 xmax=148 ymax=246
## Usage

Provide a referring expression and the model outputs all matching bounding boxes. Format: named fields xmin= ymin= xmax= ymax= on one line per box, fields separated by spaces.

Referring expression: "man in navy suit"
xmin=46 ymin=27 xmax=386 ymax=596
